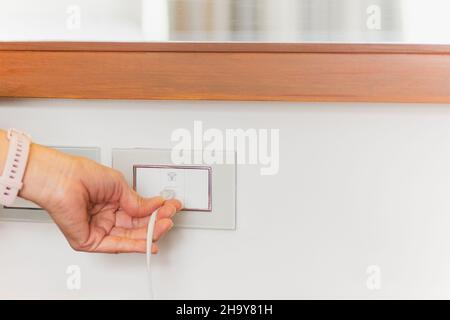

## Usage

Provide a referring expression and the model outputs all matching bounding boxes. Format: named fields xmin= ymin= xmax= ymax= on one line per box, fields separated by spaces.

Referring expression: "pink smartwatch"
xmin=0 ymin=129 xmax=32 ymax=207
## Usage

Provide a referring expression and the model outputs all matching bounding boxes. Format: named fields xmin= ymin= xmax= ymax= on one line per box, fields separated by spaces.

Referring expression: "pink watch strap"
xmin=0 ymin=129 xmax=31 ymax=207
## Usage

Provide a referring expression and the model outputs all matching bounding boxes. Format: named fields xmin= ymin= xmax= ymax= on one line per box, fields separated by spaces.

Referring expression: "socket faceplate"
xmin=112 ymin=148 xmax=236 ymax=230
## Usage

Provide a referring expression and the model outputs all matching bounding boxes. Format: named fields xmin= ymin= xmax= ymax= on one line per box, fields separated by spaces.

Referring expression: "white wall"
xmin=2 ymin=99 xmax=450 ymax=299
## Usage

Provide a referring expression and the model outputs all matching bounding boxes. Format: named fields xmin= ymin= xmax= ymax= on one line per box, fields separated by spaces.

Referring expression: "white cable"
xmin=147 ymin=189 xmax=176 ymax=300
xmin=146 ymin=209 xmax=158 ymax=300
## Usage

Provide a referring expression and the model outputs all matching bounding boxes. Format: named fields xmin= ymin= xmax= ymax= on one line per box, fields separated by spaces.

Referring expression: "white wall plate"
xmin=112 ymin=148 xmax=236 ymax=230
xmin=134 ymin=165 xmax=212 ymax=212
xmin=0 ymin=147 xmax=101 ymax=223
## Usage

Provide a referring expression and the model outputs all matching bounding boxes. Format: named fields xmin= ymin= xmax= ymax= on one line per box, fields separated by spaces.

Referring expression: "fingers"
xmin=124 ymin=199 xmax=182 ymax=228
xmin=99 ymin=218 xmax=174 ymax=254
xmin=110 ymin=226 xmax=147 ymax=239
xmin=80 ymin=218 xmax=173 ymax=254
xmin=110 ymin=218 xmax=174 ymax=242
xmin=158 ymin=199 xmax=183 ymax=218
xmin=153 ymin=219 xmax=174 ymax=241
xmin=103 ymin=183 xmax=181 ymax=254
xmin=120 ymin=180 xmax=184 ymax=219
xmin=94 ymin=236 xmax=159 ymax=254
xmin=120 ymin=188 xmax=165 ymax=218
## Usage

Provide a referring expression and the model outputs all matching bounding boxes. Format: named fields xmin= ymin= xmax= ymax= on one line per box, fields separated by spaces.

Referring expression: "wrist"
xmin=19 ymin=144 xmax=78 ymax=207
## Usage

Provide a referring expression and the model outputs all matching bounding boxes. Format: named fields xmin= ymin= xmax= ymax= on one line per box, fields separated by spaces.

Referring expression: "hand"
xmin=19 ymin=144 xmax=182 ymax=254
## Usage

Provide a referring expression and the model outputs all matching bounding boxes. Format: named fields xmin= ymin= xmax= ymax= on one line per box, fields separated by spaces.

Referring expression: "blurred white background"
xmin=0 ymin=0 xmax=450 ymax=43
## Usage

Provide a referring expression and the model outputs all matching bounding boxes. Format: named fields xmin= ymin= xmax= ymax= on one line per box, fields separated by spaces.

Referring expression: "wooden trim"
xmin=1 ymin=42 xmax=450 ymax=103
xmin=2 ymin=42 xmax=450 ymax=54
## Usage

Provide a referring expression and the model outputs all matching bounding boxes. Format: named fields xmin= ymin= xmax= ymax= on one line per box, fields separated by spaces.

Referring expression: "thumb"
xmin=120 ymin=184 xmax=165 ymax=218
